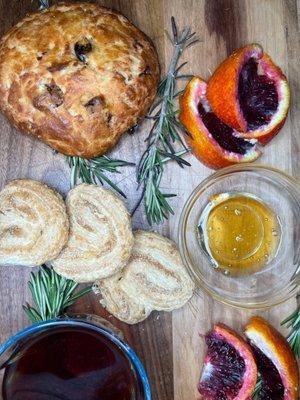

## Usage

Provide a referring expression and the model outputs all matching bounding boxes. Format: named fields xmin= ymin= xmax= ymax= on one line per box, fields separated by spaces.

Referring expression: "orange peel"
xmin=179 ymin=76 xmax=261 ymax=169
xmin=207 ymin=44 xmax=290 ymax=144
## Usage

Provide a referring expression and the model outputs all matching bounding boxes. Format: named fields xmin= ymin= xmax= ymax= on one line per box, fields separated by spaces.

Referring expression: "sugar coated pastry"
xmin=52 ymin=184 xmax=134 ymax=282
xmin=95 ymin=273 xmax=151 ymax=325
xmin=0 ymin=179 xmax=69 ymax=267
xmin=96 ymin=230 xmax=195 ymax=323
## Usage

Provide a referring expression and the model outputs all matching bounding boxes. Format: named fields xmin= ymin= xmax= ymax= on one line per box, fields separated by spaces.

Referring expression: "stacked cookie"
xmin=0 ymin=180 xmax=194 ymax=324
xmin=96 ymin=231 xmax=195 ymax=324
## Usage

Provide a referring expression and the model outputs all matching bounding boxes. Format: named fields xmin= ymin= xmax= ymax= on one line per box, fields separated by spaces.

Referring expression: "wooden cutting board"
xmin=0 ymin=1 xmax=299 ymax=399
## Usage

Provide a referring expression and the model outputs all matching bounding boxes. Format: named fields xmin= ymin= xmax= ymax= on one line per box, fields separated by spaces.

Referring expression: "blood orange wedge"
xmin=179 ymin=77 xmax=261 ymax=169
xmin=245 ymin=317 xmax=299 ymax=400
xmin=198 ymin=324 xmax=257 ymax=400
xmin=207 ymin=44 xmax=290 ymax=144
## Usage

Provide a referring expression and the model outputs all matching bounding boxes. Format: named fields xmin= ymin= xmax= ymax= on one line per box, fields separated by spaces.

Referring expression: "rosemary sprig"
xmin=23 ymin=265 xmax=92 ymax=324
xmin=252 ymin=375 xmax=262 ymax=400
xmin=67 ymin=155 xmax=135 ymax=198
xmin=281 ymin=306 xmax=300 ymax=357
xmin=133 ymin=17 xmax=198 ymax=225
xmin=252 ymin=306 xmax=300 ymax=399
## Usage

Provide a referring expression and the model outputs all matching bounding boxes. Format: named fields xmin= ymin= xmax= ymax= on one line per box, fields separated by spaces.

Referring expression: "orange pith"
xmin=179 ymin=76 xmax=261 ymax=169
xmin=206 ymin=44 xmax=290 ymax=144
xmin=245 ymin=316 xmax=299 ymax=400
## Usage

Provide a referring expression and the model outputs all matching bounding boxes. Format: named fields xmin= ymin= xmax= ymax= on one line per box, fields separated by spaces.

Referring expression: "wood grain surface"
xmin=0 ymin=1 xmax=299 ymax=399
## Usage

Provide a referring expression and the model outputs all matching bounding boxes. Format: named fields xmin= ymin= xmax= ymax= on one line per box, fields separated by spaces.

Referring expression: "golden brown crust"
xmin=0 ymin=3 xmax=160 ymax=158
xmin=245 ymin=316 xmax=299 ymax=399
xmin=0 ymin=179 xmax=69 ymax=267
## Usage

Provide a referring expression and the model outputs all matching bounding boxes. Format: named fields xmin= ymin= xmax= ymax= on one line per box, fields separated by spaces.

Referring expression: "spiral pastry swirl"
xmin=52 ymin=184 xmax=133 ymax=282
xmin=0 ymin=179 xmax=69 ymax=267
xmin=96 ymin=273 xmax=151 ymax=325
xmin=97 ymin=230 xmax=195 ymax=324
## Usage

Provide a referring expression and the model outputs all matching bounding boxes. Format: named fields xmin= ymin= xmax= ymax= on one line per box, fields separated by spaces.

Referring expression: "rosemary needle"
xmin=281 ymin=305 xmax=300 ymax=357
xmin=23 ymin=265 xmax=92 ymax=324
xmin=67 ymin=155 xmax=135 ymax=198
xmin=251 ymin=376 xmax=262 ymax=400
xmin=133 ymin=17 xmax=198 ymax=225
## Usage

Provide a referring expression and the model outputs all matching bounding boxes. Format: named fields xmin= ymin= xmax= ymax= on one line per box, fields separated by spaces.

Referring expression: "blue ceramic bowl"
xmin=0 ymin=316 xmax=152 ymax=400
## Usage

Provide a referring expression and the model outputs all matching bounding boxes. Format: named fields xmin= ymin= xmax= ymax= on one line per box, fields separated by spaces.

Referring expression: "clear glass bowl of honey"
xmin=179 ymin=164 xmax=300 ymax=309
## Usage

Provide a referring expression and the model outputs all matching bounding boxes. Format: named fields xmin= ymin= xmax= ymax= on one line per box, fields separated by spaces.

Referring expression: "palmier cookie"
xmin=95 ymin=273 xmax=151 ymax=325
xmin=96 ymin=230 xmax=195 ymax=324
xmin=52 ymin=184 xmax=133 ymax=283
xmin=0 ymin=179 xmax=69 ymax=267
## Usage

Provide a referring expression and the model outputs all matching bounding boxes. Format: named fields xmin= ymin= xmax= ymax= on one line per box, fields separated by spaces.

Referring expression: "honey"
xmin=198 ymin=192 xmax=281 ymax=276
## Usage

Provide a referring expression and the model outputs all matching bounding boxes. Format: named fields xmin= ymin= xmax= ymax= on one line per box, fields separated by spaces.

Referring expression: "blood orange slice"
xmin=179 ymin=77 xmax=261 ymax=169
xmin=245 ymin=317 xmax=299 ymax=400
xmin=207 ymin=44 xmax=290 ymax=144
xmin=198 ymin=324 xmax=257 ymax=400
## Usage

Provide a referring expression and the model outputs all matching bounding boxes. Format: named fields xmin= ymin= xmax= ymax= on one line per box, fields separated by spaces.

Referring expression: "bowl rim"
xmin=0 ymin=317 xmax=152 ymax=399
xmin=178 ymin=163 xmax=300 ymax=310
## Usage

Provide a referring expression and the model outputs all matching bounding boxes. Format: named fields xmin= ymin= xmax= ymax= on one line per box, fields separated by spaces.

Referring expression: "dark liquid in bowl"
xmin=3 ymin=325 xmax=143 ymax=400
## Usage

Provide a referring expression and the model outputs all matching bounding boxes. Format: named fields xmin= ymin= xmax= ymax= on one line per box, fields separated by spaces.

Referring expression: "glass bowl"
xmin=178 ymin=164 xmax=300 ymax=309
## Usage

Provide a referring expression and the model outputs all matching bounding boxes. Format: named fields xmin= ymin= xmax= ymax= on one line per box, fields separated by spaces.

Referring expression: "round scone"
xmin=0 ymin=3 xmax=160 ymax=158
xmin=96 ymin=230 xmax=195 ymax=324
xmin=52 ymin=184 xmax=133 ymax=282
xmin=0 ymin=179 xmax=69 ymax=267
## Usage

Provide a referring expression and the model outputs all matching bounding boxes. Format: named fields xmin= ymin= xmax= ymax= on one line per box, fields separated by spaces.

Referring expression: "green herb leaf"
xmin=252 ymin=374 xmax=262 ymax=400
xmin=67 ymin=155 xmax=134 ymax=198
xmin=282 ymin=306 xmax=300 ymax=357
xmin=133 ymin=17 xmax=198 ymax=225
xmin=23 ymin=265 xmax=92 ymax=324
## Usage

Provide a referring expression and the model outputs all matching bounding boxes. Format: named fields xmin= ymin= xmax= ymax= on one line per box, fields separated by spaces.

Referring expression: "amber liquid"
xmin=198 ymin=192 xmax=281 ymax=276
xmin=2 ymin=325 xmax=144 ymax=400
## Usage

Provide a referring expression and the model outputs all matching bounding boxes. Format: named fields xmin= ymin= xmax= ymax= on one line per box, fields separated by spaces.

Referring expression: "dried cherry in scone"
xmin=74 ymin=37 xmax=93 ymax=62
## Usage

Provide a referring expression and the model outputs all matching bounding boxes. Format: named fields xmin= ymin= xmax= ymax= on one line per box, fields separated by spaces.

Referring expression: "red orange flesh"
xmin=199 ymin=323 xmax=257 ymax=399
xmin=207 ymin=44 xmax=290 ymax=144
xmin=179 ymin=76 xmax=261 ymax=169
xmin=245 ymin=316 xmax=299 ymax=400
